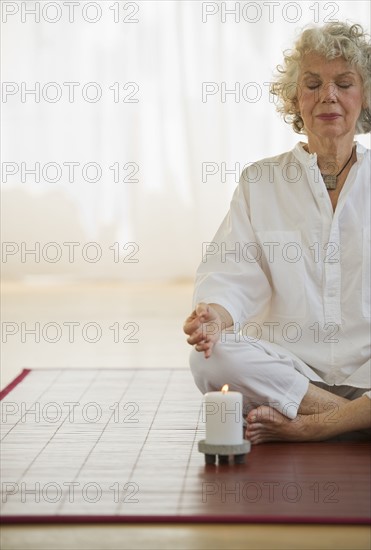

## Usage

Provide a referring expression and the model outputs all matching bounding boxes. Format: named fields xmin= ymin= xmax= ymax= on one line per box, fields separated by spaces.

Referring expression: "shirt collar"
xmin=292 ymin=140 xmax=367 ymax=165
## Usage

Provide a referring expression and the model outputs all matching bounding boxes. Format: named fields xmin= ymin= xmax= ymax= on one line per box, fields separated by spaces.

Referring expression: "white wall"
xmin=2 ymin=0 xmax=370 ymax=282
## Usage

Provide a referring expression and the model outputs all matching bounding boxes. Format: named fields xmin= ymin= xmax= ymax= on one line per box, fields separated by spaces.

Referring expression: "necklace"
xmin=321 ymin=147 xmax=355 ymax=190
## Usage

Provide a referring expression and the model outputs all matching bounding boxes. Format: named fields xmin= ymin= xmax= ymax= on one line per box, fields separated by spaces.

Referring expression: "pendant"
xmin=322 ymin=174 xmax=337 ymax=190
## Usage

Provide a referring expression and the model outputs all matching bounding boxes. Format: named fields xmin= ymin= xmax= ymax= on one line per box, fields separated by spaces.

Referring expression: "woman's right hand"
xmin=183 ymin=303 xmax=222 ymax=359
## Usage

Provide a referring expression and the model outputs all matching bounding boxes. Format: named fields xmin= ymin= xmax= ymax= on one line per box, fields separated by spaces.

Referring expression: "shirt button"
xmin=328 ymin=289 xmax=336 ymax=297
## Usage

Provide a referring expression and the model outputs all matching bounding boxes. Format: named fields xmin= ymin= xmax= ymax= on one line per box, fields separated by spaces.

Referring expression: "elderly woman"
xmin=184 ymin=22 xmax=371 ymax=444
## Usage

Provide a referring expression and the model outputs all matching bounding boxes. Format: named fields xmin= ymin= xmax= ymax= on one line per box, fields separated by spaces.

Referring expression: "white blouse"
xmin=193 ymin=141 xmax=370 ymax=390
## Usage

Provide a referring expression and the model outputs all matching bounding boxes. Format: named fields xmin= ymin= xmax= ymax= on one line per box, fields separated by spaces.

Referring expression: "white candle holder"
xmin=198 ymin=439 xmax=251 ymax=465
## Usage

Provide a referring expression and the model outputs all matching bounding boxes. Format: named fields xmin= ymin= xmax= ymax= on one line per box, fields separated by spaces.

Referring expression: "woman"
xmin=183 ymin=22 xmax=371 ymax=444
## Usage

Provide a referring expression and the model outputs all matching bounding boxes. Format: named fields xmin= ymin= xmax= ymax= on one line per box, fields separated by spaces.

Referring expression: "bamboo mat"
xmin=1 ymin=369 xmax=369 ymax=524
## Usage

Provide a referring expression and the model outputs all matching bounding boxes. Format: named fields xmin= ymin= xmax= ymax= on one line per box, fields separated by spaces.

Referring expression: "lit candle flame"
xmin=221 ymin=384 xmax=229 ymax=393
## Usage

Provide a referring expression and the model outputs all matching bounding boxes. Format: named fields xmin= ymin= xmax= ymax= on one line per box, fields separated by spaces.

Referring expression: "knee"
xmin=189 ymin=341 xmax=239 ymax=394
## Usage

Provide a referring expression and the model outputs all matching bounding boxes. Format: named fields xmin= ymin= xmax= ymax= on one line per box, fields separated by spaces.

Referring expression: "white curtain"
xmin=2 ymin=0 xmax=370 ymax=281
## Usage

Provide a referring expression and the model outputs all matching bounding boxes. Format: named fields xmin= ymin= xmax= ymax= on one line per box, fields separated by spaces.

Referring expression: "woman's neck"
xmin=305 ymin=136 xmax=355 ymax=176
xmin=304 ymin=137 xmax=357 ymax=210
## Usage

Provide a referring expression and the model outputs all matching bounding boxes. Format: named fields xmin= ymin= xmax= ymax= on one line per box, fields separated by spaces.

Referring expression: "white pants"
xmin=189 ymin=333 xmax=367 ymax=419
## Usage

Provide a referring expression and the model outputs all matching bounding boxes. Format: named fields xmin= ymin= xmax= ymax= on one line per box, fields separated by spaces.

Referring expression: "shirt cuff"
xmin=192 ymin=296 xmax=240 ymax=328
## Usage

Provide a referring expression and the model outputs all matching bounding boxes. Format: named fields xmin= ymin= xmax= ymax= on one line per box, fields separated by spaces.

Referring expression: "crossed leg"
xmin=190 ymin=334 xmax=371 ymax=444
xmin=246 ymin=383 xmax=370 ymax=444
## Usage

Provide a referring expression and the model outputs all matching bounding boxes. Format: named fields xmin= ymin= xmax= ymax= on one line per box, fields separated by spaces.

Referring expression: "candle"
xmin=204 ymin=385 xmax=244 ymax=445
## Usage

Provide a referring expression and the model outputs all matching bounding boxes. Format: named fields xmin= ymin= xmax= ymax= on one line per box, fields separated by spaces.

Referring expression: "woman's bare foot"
xmin=245 ymin=405 xmax=326 ymax=444
xmin=244 ymin=385 xmax=371 ymax=444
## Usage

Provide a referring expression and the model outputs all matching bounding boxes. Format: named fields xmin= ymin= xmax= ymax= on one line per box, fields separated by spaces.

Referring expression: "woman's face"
xmin=296 ymin=53 xmax=365 ymax=143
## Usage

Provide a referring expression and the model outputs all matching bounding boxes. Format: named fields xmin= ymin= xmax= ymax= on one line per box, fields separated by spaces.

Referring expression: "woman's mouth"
xmin=316 ymin=113 xmax=341 ymax=120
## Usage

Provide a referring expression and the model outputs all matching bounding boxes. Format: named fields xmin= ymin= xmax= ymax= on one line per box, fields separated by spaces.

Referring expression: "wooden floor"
xmin=1 ymin=281 xmax=370 ymax=550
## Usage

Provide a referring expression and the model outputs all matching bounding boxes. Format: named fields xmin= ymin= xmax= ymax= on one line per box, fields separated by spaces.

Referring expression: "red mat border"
xmin=1 ymin=515 xmax=369 ymax=525
xmin=1 ymin=369 xmax=370 ymax=525
xmin=0 ymin=369 xmax=31 ymax=400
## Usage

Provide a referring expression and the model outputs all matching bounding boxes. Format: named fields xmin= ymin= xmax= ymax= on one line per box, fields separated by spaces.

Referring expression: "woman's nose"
xmin=320 ymin=82 xmax=338 ymax=103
